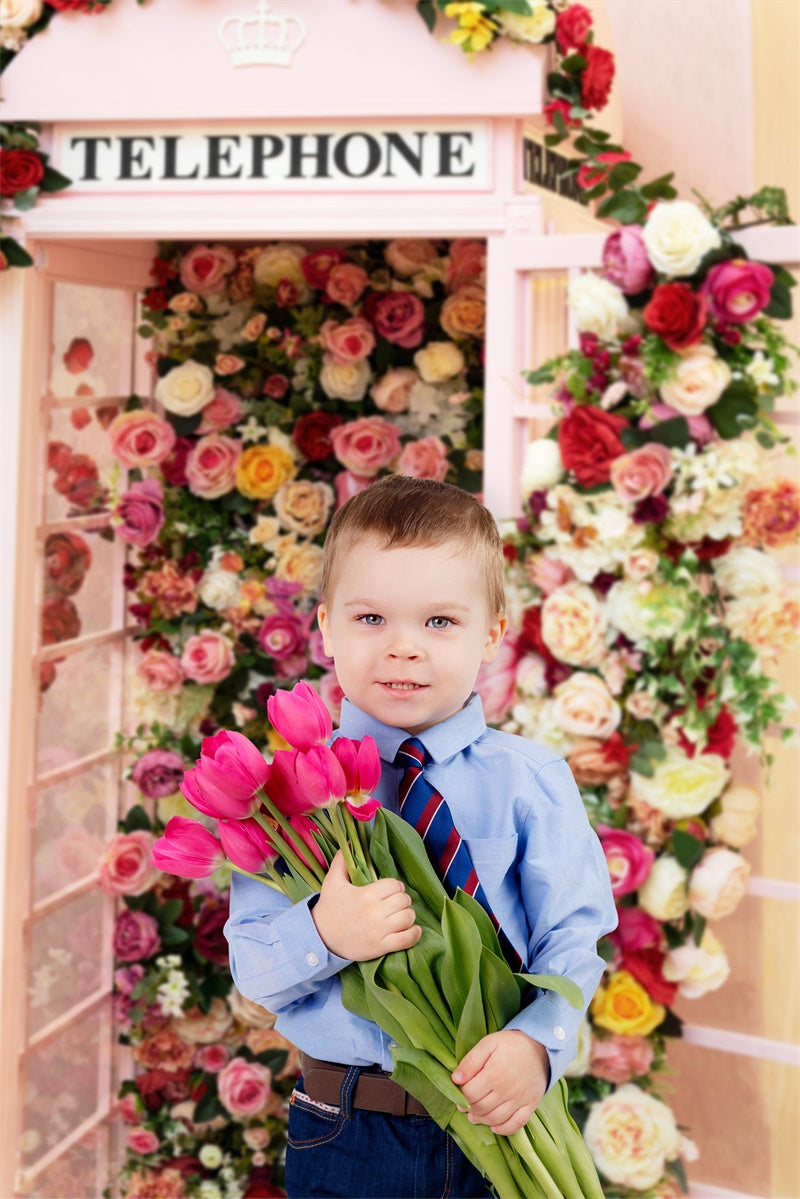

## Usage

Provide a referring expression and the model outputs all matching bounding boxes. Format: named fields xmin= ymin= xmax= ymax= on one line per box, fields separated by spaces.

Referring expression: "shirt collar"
xmin=336 ymin=692 xmax=487 ymax=765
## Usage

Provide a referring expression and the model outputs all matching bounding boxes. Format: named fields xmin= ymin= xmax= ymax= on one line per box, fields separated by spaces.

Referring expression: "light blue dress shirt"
xmin=225 ymin=693 xmax=617 ymax=1087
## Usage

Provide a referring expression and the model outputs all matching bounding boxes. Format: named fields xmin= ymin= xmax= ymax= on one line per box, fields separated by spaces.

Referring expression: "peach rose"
xmin=198 ymin=388 xmax=244 ymax=433
xmin=447 ymin=239 xmax=486 ymax=293
xmin=319 ymin=317 xmax=376 ymax=364
xmin=440 ymin=285 xmax=486 ymax=340
xmin=688 ymin=847 xmax=750 ymax=919
xmin=173 ymin=997 xmax=234 ymax=1044
xmin=240 ymin=313 xmax=267 ymax=342
xmin=660 ymin=345 xmax=731 ymax=415
xmin=710 ymin=784 xmax=760 ymax=848
xmin=552 ymin=673 xmax=621 ymax=739
xmin=568 ymin=739 xmax=626 ymax=786
xmin=385 ymin=238 xmax=439 ymax=277
xmin=413 ymin=340 xmax=465 ymax=384
xmin=217 ymin=1057 xmax=273 ymax=1119
xmin=236 ymin=444 xmax=297 ymax=501
xmin=273 ymin=479 xmax=334 ymax=537
xmin=215 ymin=354 xmax=245 ymax=376
xmin=541 ymin=582 xmax=606 ymax=666
xmin=397 ymin=436 xmax=449 ymax=481
xmin=228 ymin=985 xmax=277 ymax=1029
xmin=180 ymin=630 xmax=235 ymax=684
xmin=330 ymin=416 xmax=402 ymax=476
xmin=370 ymin=368 xmax=418 ymax=413
xmin=186 ymin=434 xmax=241 ymax=500
xmin=726 ymin=593 xmax=800 ymax=658
xmin=109 ymin=409 xmax=176 ymax=469
xmin=589 ymin=1034 xmax=654 ymax=1084
xmin=326 ymin=263 xmax=368 ymax=306
xmin=169 ymin=291 xmax=204 ymax=314
xmin=136 ymin=648 xmax=184 ymax=694
xmin=99 ymin=831 xmax=159 ymax=896
xmin=610 ymin=443 xmax=673 ymax=503
xmin=274 ymin=538 xmax=323 ymax=595
xmin=180 ymin=244 xmax=236 ymax=295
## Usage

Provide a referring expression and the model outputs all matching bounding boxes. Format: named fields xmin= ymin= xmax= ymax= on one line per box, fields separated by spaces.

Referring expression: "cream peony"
xmin=712 ymin=546 xmax=783 ymax=598
xmin=636 ymin=855 xmax=689 ymax=921
xmin=552 ymin=673 xmax=621 ymax=740
xmin=663 ymin=928 xmax=730 ymax=998
xmin=660 ymin=345 xmax=731 ymax=416
xmin=689 ymin=847 xmax=750 ymax=919
xmin=584 ymin=1084 xmax=681 ymax=1191
xmin=568 ymin=272 xmax=630 ymax=340
xmin=541 ymin=582 xmax=606 ymax=667
xmin=0 ymin=0 xmax=43 ymax=27
xmin=319 ymin=356 xmax=371 ymax=402
xmin=605 ymin=579 xmax=686 ymax=648
xmin=413 ymin=340 xmax=465 ymax=384
xmin=520 ymin=438 xmax=565 ymax=494
xmin=710 ymin=784 xmax=760 ymax=848
xmin=197 ymin=568 xmax=241 ymax=613
xmin=155 ymin=360 xmax=215 ymax=416
xmin=253 ymin=243 xmax=309 ymax=296
xmin=631 ymin=745 xmax=728 ymax=820
xmin=642 ymin=200 xmax=721 ymax=277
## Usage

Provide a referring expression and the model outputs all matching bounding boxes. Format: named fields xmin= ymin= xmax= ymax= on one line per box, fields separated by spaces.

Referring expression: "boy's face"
xmin=318 ymin=536 xmax=506 ymax=734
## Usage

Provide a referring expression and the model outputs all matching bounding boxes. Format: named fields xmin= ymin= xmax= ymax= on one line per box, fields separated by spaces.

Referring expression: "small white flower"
xmin=199 ymin=1143 xmax=225 ymax=1170
xmin=237 ymin=416 xmax=269 ymax=445
xmin=745 ymin=350 xmax=779 ymax=392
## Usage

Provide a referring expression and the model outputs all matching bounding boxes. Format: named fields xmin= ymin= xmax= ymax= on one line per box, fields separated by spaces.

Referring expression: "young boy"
xmin=225 ymin=476 xmax=617 ymax=1199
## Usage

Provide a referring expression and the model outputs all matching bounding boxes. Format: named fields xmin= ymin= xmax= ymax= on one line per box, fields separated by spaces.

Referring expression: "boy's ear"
xmin=317 ymin=603 xmax=334 ymax=658
xmin=482 ymin=613 xmax=507 ymax=663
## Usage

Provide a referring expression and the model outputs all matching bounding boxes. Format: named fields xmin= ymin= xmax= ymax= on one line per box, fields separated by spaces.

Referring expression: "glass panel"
xmin=28 ymin=890 xmax=106 ymax=1036
xmin=41 ymin=525 xmax=120 ymax=640
xmin=25 ymin=1124 xmax=110 ymax=1199
xmin=33 ymin=762 xmax=117 ymax=903
xmin=44 ymin=402 xmax=123 ymax=523
xmin=22 ymin=1012 xmax=104 ymax=1170
xmin=49 ymin=283 xmax=134 ymax=400
xmin=37 ymin=641 xmax=124 ymax=773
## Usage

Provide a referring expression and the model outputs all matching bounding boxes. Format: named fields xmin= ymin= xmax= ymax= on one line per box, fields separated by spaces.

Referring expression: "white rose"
xmin=689 ymin=847 xmax=750 ymax=919
xmin=663 ymin=928 xmax=730 ymax=998
xmin=631 ymin=746 xmax=728 ymax=820
xmin=637 ymin=855 xmax=689 ymax=921
xmin=197 ymin=568 xmax=240 ymax=612
xmin=660 ymin=345 xmax=732 ymax=415
xmin=319 ymin=357 xmax=371 ymax=402
xmin=497 ymin=1 xmax=556 ymax=43
xmin=713 ymin=546 xmax=783 ymax=599
xmin=568 ymin=272 xmax=630 ymax=340
xmin=253 ymin=242 xmax=309 ymax=296
xmin=520 ymin=438 xmax=565 ymax=494
xmin=414 ymin=340 xmax=465 ymax=384
xmin=710 ymin=784 xmax=760 ymax=848
xmin=155 ymin=360 xmax=215 ymax=416
xmin=552 ymin=672 xmax=621 ymax=740
xmin=642 ymin=199 xmax=721 ymax=277
xmin=0 ymin=0 xmax=42 ymax=27
xmin=199 ymin=1144 xmax=224 ymax=1170
xmin=584 ymin=1084 xmax=681 ymax=1191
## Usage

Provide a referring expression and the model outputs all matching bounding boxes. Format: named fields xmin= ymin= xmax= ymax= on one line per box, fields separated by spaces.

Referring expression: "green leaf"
xmin=123 ymin=804 xmax=152 ymax=833
xmin=478 ymin=947 xmax=522 ymax=1034
xmin=607 ymin=161 xmax=642 ymax=190
xmin=621 ymin=416 xmax=690 ymax=451
xmin=692 ymin=913 xmax=707 ymax=946
xmin=193 ymin=1093 xmax=224 ymax=1124
xmin=157 ymin=898 xmax=184 ymax=926
xmin=764 ymin=281 xmax=793 ymax=320
xmin=440 ymin=899 xmax=482 ymax=1023
xmin=11 ymin=186 xmax=39 ymax=211
xmin=0 ymin=235 xmax=33 ymax=268
xmin=371 ymin=809 xmax=447 ymax=919
xmin=160 ymin=926 xmax=191 ymax=947
xmin=523 ymin=366 xmax=556 ymax=386
xmin=40 ymin=165 xmax=72 ymax=193
xmin=640 ymin=172 xmax=677 ymax=200
xmin=520 ymin=971 xmax=584 ymax=1010
xmin=416 ymin=0 xmax=436 ymax=32
xmin=561 ymin=53 xmax=588 ymax=76
xmin=596 ymin=190 xmax=648 ymax=224
xmin=671 ymin=829 xmax=706 ymax=871
xmin=706 ymin=383 xmax=759 ymax=439
xmin=455 ymin=967 xmax=488 ymax=1064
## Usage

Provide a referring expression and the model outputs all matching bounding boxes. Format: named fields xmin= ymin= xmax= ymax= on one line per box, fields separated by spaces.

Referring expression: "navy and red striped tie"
xmin=395 ymin=737 xmax=523 ymax=971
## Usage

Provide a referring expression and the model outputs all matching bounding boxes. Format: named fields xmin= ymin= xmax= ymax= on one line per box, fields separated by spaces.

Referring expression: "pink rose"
xmin=318 ymin=670 xmax=345 ymax=723
xmin=198 ymin=388 xmax=244 ymax=433
xmin=241 ymin=313 xmax=267 ymax=342
xmin=397 ymin=436 xmax=449 ymax=481
xmin=446 ymin=239 xmax=486 ymax=293
xmin=113 ymin=909 xmax=161 ymax=962
xmin=609 ymin=443 xmax=673 ymax=503
xmin=590 ymin=1034 xmax=655 ymax=1084
xmin=109 ymin=409 xmax=176 ymax=469
xmin=597 ymin=825 xmax=655 ymax=898
xmin=474 ymin=634 xmax=521 ymax=724
xmin=319 ymin=316 xmax=376 ymax=364
xmin=385 ymin=238 xmax=439 ymax=277
xmin=181 ymin=630 xmax=235 ymax=684
xmin=136 ymin=648 xmax=185 ymax=693
xmin=131 ymin=749 xmax=186 ymax=799
xmin=330 ymin=417 xmax=402 ymax=477
xmin=528 ymin=555 xmax=573 ymax=596
xmin=608 ymin=906 xmax=663 ymax=957
xmin=370 ymin=368 xmax=418 ymax=413
xmin=257 ymin=612 xmax=308 ymax=661
xmin=217 ymin=1057 xmax=273 ymax=1118
xmin=601 ymin=226 xmax=655 ymax=295
xmin=119 ymin=1092 xmax=145 ymax=1123
xmin=195 ymin=1043 xmax=230 ymax=1072
xmin=99 ymin=831 xmax=159 ymax=896
xmin=326 ymin=263 xmax=369 ymax=306
xmin=115 ymin=478 xmax=164 ymax=548
xmin=334 ymin=470 xmax=373 ymax=508
xmin=639 ymin=401 xmax=714 ymax=446
xmin=125 ymin=1128 xmax=160 ymax=1156
xmin=180 ymin=243 xmax=236 ymax=295
xmin=186 ymin=434 xmax=241 ymax=499
xmin=700 ymin=257 xmax=774 ymax=324
xmin=371 ymin=291 xmax=426 ymax=348
xmin=308 ymin=627 xmax=334 ymax=669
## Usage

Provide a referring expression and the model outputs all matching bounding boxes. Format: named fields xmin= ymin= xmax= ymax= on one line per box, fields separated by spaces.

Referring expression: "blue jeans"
xmin=285 ymin=1067 xmax=494 ymax=1199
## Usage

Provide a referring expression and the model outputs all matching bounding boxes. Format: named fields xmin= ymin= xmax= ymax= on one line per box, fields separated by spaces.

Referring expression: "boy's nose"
xmin=387 ymin=635 xmax=422 ymax=660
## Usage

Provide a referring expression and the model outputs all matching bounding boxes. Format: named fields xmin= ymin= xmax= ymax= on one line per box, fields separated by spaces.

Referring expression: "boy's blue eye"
xmin=427 ymin=617 xmax=453 ymax=630
xmin=359 ymin=614 xmax=384 ymax=626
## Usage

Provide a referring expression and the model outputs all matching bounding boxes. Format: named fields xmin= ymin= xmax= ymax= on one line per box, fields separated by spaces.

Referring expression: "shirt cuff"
xmin=504 ymin=989 xmax=582 ymax=1090
xmin=280 ymin=894 xmax=351 ymax=983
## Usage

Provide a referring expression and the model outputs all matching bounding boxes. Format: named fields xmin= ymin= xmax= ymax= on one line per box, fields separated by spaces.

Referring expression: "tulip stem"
xmin=253 ymin=803 xmax=324 ymax=891
xmin=330 ymin=803 xmax=360 ymax=881
xmin=340 ymin=804 xmax=378 ymax=884
xmin=229 ymin=863 xmax=283 ymax=890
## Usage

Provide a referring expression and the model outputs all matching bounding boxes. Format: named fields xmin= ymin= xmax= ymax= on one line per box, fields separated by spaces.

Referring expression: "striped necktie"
xmin=395 ymin=737 xmax=523 ymax=971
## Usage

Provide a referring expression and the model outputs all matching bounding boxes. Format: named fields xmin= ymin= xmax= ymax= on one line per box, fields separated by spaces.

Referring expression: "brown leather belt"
xmin=299 ymin=1053 xmax=428 ymax=1117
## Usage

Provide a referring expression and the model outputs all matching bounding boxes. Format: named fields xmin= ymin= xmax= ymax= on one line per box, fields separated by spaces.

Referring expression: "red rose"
xmin=677 ymin=698 xmax=737 ymax=760
xmin=544 ymin=99 xmax=582 ymax=131
xmin=555 ymin=3 xmax=593 ymax=53
xmin=45 ymin=0 xmax=105 ymax=10
xmin=292 ymin=411 xmax=344 ymax=461
xmin=41 ymin=595 xmax=81 ymax=645
xmin=300 ymin=248 xmax=347 ymax=289
xmin=264 ymin=373 xmax=290 ymax=399
xmin=621 ymin=947 xmax=678 ymax=1007
xmin=576 ymin=151 xmax=632 ymax=192
xmin=194 ymin=898 xmax=230 ymax=965
xmin=0 ymin=150 xmax=45 ymax=198
xmin=160 ymin=436 xmax=193 ymax=487
xmin=558 ymin=406 xmax=628 ymax=487
xmin=44 ymin=531 xmax=92 ymax=597
xmin=581 ymin=44 xmax=615 ymax=111
xmin=370 ymin=291 xmax=426 ymax=348
xmin=643 ymin=283 xmax=707 ymax=350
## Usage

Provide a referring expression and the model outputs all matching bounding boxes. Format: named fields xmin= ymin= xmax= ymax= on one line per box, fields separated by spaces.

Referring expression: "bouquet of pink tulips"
xmin=153 ymin=682 xmax=603 ymax=1199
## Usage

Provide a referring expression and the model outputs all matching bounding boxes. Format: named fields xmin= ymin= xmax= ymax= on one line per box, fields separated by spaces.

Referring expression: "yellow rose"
xmin=440 ymin=285 xmax=486 ymax=339
xmin=591 ymin=970 xmax=666 ymax=1036
xmin=274 ymin=479 xmax=334 ymax=537
xmin=236 ymin=445 xmax=296 ymax=501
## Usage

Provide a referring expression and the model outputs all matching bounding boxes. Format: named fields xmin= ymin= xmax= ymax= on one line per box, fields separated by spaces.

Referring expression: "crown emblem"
xmin=218 ymin=0 xmax=307 ymax=68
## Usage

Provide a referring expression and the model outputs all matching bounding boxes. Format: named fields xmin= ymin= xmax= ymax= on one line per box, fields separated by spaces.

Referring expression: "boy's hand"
xmin=452 ymin=1030 xmax=549 ymax=1136
xmin=311 ymin=851 xmax=421 ymax=961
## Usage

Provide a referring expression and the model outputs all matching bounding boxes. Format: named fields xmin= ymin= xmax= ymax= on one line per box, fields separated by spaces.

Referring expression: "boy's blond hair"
xmin=320 ymin=475 xmax=506 ymax=616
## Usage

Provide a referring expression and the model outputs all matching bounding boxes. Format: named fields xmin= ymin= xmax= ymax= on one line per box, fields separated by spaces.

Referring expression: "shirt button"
xmin=553 ymin=1025 xmax=566 ymax=1041
xmin=306 ymin=952 xmax=319 ymax=967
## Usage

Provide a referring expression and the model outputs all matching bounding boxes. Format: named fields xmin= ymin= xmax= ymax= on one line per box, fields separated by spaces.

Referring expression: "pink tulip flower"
xmin=218 ymin=817 xmax=277 ymax=873
xmin=267 ymin=680 xmax=333 ymax=752
xmin=267 ymin=745 xmax=347 ymax=816
xmin=182 ymin=730 xmax=268 ymax=819
xmin=152 ymin=817 xmax=225 ymax=878
xmin=331 ymin=736 xmax=382 ymax=821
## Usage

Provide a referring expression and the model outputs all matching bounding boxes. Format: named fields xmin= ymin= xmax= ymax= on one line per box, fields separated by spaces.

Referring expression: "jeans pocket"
xmin=287 ymin=1082 xmax=348 ymax=1150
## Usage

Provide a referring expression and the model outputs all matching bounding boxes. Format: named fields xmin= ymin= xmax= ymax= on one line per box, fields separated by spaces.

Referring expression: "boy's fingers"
xmin=452 ymin=1037 xmax=493 ymax=1086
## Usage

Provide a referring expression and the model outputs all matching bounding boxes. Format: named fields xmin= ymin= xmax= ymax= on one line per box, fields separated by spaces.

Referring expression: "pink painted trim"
xmin=688 ymin=1184 xmax=761 ymax=1199
xmin=681 ymin=1023 xmax=800 ymax=1066
xmin=746 ymin=876 xmax=800 ymax=902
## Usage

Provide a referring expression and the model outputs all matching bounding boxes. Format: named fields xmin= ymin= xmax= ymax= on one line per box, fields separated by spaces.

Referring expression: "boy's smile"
xmin=318 ymin=536 xmax=506 ymax=734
